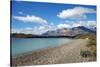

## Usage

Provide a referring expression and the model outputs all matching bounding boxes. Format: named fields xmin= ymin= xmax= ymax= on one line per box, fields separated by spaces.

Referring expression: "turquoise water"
xmin=12 ymin=38 xmax=72 ymax=57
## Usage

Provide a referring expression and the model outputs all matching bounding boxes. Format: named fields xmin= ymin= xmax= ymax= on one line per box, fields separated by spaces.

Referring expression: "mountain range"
xmin=12 ymin=26 xmax=96 ymax=38
xmin=42 ymin=26 xmax=96 ymax=36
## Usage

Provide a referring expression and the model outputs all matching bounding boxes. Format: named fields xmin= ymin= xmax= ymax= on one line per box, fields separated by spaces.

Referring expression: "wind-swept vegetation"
xmin=75 ymin=33 xmax=96 ymax=59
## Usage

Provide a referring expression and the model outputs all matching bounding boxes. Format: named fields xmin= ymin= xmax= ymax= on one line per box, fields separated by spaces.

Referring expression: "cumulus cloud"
xmin=12 ymin=26 xmax=48 ymax=35
xmin=86 ymin=21 xmax=96 ymax=27
xmin=57 ymin=23 xmax=81 ymax=29
xmin=13 ymin=15 xmax=48 ymax=25
xmin=72 ymin=23 xmax=81 ymax=27
xmin=57 ymin=20 xmax=96 ymax=29
xmin=57 ymin=7 xmax=96 ymax=19
xmin=12 ymin=20 xmax=96 ymax=34
xmin=12 ymin=28 xmax=34 ymax=34
xmin=71 ymin=20 xmax=96 ymax=27
xmin=57 ymin=24 xmax=71 ymax=28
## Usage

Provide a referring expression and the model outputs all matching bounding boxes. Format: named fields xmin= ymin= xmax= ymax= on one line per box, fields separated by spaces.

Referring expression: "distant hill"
xmin=11 ymin=26 xmax=96 ymax=38
xmin=74 ymin=33 xmax=96 ymax=39
xmin=42 ymin=28 xmax=72 ymax=36
xmin=42 ymin=26 xmax=96 ymax=36
xmin=11 ymin=33 xmax=77 ymax=38
xmin=72 ymin=26 xmax=96 ymax=34
xmin=11 ymin=33 xmax=34 ymax=38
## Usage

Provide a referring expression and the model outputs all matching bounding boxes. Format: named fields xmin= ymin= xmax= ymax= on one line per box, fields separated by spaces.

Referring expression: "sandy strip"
xmin=11 ymin=39 xmax=95 ymax=66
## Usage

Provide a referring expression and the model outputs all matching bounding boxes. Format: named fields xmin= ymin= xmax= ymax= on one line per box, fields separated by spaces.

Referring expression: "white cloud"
xmin=72 ymin=23 xmax=81 ymax=27
xmin=57 ymin=7 xmax=96 ymax=19
xmin=57 ymin=24 xmax=71 ymax=28
xmin=57 ymin=20 xmax=96 ymax=28
xmin=13 ymin=15 xmax=48 ymax=25
xmin=12 ymin=26 xmax=48 ymax=35
xmin=38 ymin=26 xmax=46 ymax=30
xmin=71 ymin=20 xmax=96 ymax=27
xmin=12 ymin=28 xmax=34 ymax=34
xmin=12 ymin=20 xmax=96 ymax=34
xmin=57 ymin=23 xmax=83 ymax=28
xmin=87 ymin=21 xmax=96 ymax=27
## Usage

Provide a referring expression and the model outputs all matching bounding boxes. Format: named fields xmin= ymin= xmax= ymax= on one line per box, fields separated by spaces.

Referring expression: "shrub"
xmin=80 ymin=50 xmax=92 ymax=58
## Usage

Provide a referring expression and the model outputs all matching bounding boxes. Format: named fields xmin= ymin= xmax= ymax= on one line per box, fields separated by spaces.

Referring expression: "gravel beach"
xmin=11 ymin=39 xmax=96 ymax=66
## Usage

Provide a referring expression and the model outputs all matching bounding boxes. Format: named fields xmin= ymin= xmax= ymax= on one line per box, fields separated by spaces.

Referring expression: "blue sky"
xmin=11 ymin=1 xmax=96 ymax=34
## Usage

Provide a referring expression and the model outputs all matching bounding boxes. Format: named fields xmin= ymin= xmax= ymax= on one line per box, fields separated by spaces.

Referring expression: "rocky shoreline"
xmin=11 ymin=39 xmax=96 ymax=66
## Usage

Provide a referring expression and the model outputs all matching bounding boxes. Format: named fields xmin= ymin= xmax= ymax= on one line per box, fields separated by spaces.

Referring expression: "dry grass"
xmin=78 ymin=33 xmax=96 ymax=58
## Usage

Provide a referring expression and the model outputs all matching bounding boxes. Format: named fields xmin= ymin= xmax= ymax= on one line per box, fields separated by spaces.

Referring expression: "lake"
xmin=11 ymin=38 xmax=72 ymax=57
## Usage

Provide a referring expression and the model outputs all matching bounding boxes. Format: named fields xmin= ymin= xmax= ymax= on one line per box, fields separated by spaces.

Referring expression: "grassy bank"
xmin=75 ymin=33 xmax=96 ymax=59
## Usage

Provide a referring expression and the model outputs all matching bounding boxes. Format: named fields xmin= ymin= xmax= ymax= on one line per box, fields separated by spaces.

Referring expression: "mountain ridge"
xmin=42 ymin=26 xmax=96 ymax=36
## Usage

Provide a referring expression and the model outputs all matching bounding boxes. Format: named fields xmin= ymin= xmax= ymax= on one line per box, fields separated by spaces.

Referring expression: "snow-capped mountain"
xmin=42 ymin=26 xmax=96 ymax=36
